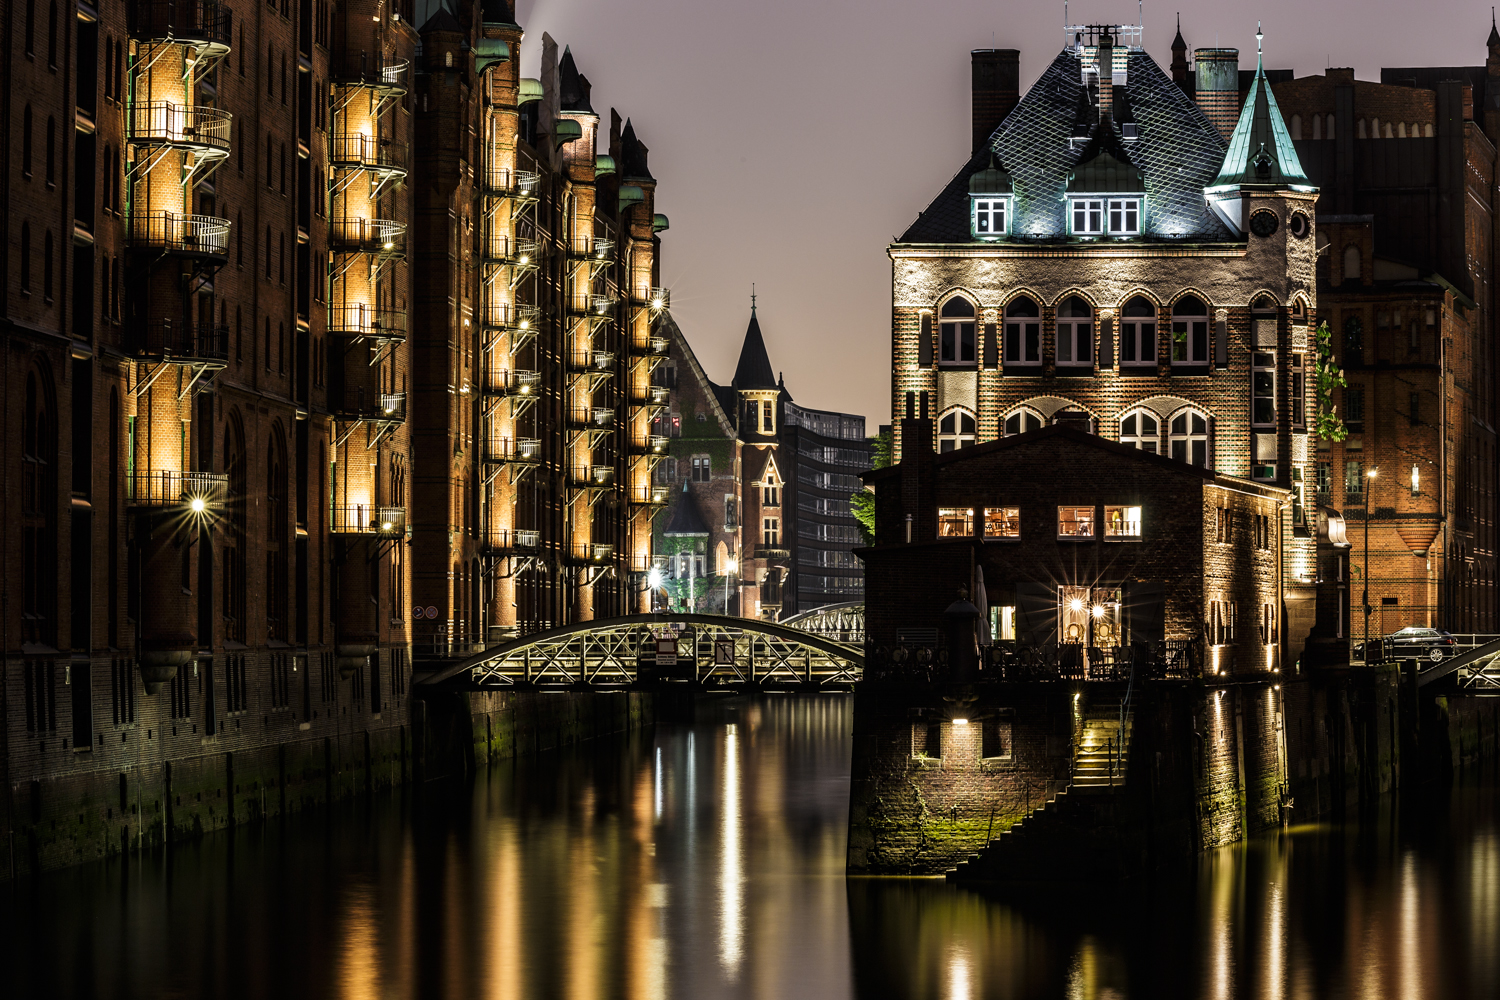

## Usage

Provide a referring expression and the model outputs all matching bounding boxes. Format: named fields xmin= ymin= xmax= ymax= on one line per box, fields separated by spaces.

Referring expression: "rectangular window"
xmin=1344 ymin=387 xmax=1365 ymax=431
xmin=941 ymin=319 xmax=976 ymax=365
xmin=762 ymin=401 xmax=773 ymax=433
xmin=1215 ymin=507 xmax=1230 ymax=544
xmin=972 ymin=198 xmax=1007 ymax=237
xmin=981 ymin=716 xmax=1012 ymax=759
xmin=1172 ymin=318 xmax=1210 ymax=364
xmin=1104 ymin=505 xmax=1142 ymax=539
xmin=912 ymin=719 xmax=942 ymax=758
xmin=1121 ymin=318 xmax=1156 ymax=366
xmin=1252 ymin=351 xmax=1276 ymax=427
xmin=938 ymin=507 xmax=974 ymax=537
xmin=763 ymin=518 xmax=779 ymax=546
xmin=724 ymin=496 xmax=738 ymax=530
xmin=1409 ymin=391 xmax=1420 ymax=427
xmin=1291 ymin=354 xmax=1306 ymax=430
xmin=1106 ymin=198 xmax=1140 ymax=234
xmin=1057 ymin=506 xmax=1095 ymax=539
xmin=1316 ymin=461 xmax=1331 ymax=498
xmin=983 ymin=506 xmax=1020 ymax=539
xmin=691 ymin=456 xmax=710 ymax=482
xmin=1071 ymin=198 xmax=1104 ymax=234
xmin=1056 ymin=318 xmax=1092 ymax=366
xmin=1345 ymin=460 xmax=1365 ymax=498
xmin=762 ymin=483 xmax=778 ymax=507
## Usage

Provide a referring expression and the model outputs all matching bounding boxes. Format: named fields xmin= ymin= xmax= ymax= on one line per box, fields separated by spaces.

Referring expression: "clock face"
xmin=1288 ymin=212 xmax=1311 ymax=239
xmin=1250 ymin=210 xmax=1280 ymax=238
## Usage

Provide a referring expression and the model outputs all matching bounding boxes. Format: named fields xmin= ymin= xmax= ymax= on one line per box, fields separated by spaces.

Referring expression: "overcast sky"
xmin=510 ymin=0 xmax=1494 ymax=427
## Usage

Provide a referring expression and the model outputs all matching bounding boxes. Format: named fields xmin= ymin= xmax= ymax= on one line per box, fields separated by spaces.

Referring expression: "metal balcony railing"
xmin=483 ymin=368 xmax=540 ymax=396
xmin=326 ymin=306 xmax=407 ymax=340
xmin=568 ymin=350 xmax=615 ymax=372
xmin=126 ymin=470 xmax=228 ymax=508
xmin=129 ymin=321 xmax=229 ymax=362
xmin=332 ymin=52 xmax=410 ymax=93
xmin=572 ymin=542 xmax=615 ymax=563
xmin=638 ymin=287 xmax=670 ymax=311
xmin=329 ymin=217 xmax=406 ymax=255
xmin=328 ymin=133 xmax=407 ymax=173
xmin=571 ymin=466 xmax=615 ymax=487
xmin=481 ymin=436 xmax=542 ymax=464
xmin=632 ymin=385 xmax=671 ymax=406
xmin=481 ymin=167 xmax=540 ymax=197
xmin=485 ymin=528 xmax=541 ymax=552
xmin=569 ymin=406 xmax=615 ymax=428
xmin=570 ymin=294 xmax=617 ymax=317
xmin=479 ymin=303 xmax=541 ymax=330
xmin=329 ymin=505 xmax=406 ymax=537
xmin=629 ymin=335 xmax=670 ymax=357
xmin=481 ymin=236 xmax=540 ymax=266
xmin=127 ymin=102 xmax=232 ymax=154
xmin=128 ymin=0 xmax=232 ymax=48
xmin=635 ymin=435 xmax=670 ymax=455
xmin=567 ymin=237 xmax=614 ymax=261
xmin=128 ymin=211 xmax=230 ymax=258
xmin=331 ymin=389 xmax=405 ymax=421
xmin=629 ymin=485 xmax=671 ymax=505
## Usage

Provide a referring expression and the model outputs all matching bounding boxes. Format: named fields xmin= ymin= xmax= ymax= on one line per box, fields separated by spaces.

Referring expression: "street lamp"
xmin=1364 ymin=467 xmax=1378 ymax=656
xmin=724 ymin=557 xmax=737 ymax=616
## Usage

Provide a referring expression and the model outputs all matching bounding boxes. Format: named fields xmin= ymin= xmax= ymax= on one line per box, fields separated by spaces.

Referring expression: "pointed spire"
xmin=732 ymin=307 xmax=777 ymax=392
xmin=1489 ymin=7 xmax=1499 ymax=47
xmin=750 ymin=283 xmax=757 ymax=316
xmin=1208 ymin=26 xmax=1309 ymax=194
xmin=558 ymin=47 xmax=594 ymax=113
xmin=620 ymin=118 xmax=654 ymax=181
xmin=1173 ymin=13 xmax=1186 ymax=50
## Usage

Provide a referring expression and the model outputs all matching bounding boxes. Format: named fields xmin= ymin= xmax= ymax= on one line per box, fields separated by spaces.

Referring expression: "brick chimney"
xmin=1194 ymin=47 xmax=1240 ymax=138
xmin=972 ymin=48 xmax=1021 ymax=155
xmin=1098 ymin=32 xmax=1114 ymax=120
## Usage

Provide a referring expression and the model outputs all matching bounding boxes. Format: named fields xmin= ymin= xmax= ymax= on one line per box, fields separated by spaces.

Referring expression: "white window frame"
xmin=970 ymin=195 xmax=1009 ymax=239
xmin=1168 ymin=408 xmax=1212 ymax=468
xmin=1118 ymin=409 xmax=1161 ymax=454
xmin=1055 ymin=297 xmax=1094 ymax=367
xmin=1002 ymin=407 xmax=1043 ymax=436
xmin=937 ymin=407 xmax=976 ymax=452
xmin=1171 ymin=298 xmax=1211 ymax=366
xmin=1070 ymin=198 xmax=1104 ymax=235
xmin=1104 ymin=505 xmax=1143 ymax=540
xmin=1070 ymin=196 xmax=1141 ymax=236
xmin=1119 ymin=298 xmax=1158 ymax=367
xmin=1003 ymin=299 xmax=1042 ymax=367
xmin=938 ymin=298 xmax=978 ymax=367
xmin=1252 ymin=350 xmax=1277 ymax=428
xmin=1107 ymin=198 xmax=1140 ymax=234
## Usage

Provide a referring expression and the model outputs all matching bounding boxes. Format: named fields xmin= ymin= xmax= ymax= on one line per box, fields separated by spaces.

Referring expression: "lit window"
xmin=1120 ymin=296 xmax=1157 ymax=367
xmin=691 ymin=455 xmax=710 ymax=482
xmin=1003 ymin=297 xmax=1041 ymax=366
xmin=938 ymin=507 xmax=974 ymax=537
xmin=1252 ymin=351 xmax=1276 ymax=427
xmin=1345 ymin=460 xmax=1365 ymax=498
xmin=1119 ymin=410 xmax=1159 ymax=453
xmin=972 ymin=197 xmax=1008 ymax=237
xmin=1168 ymin=409 xmax=1211 ymax=467
xmin=1316 ymin=461 xmax=1331 ymax=498
xmin=1107 ymin=198 xmax=1140 ymax=234
xmin=984 ymin=506 xmax=1020 ymax=539
xmin=1171 ymin=296 xmax=1210 ymax=365
xmin=762 ymin=482 xmax=778 ymax=507
xmin=939 ymin=297 xmax=977 ymax=366
xmin=763 ymin=517 xmax=780 ymax=546
xmin=938 ymin=408 xmax=976 ymax=452
xmin=1003 ymin=409 xmax=1042 ymax=436
xmin=1105 ymin=505 xmax=1142 ymax=539
xmin=1071 ymin=198 xmax=1104 ymax=235
xmin=1057 ymin=506 xmax=1095 ymax=539
xmin=1055 ymin=296 xmax=1093 ymax=367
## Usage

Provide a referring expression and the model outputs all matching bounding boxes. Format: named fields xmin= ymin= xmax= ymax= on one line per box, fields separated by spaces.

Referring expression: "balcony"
xmin=329 ymin=217 xmax=406 ymax=256
xmin=328 ymin=133 xmax=407 ymax=177
xmin=128 ymin=211 xmax=230 ymax=260
xmin=481 ymin=167 xmax=540 ymax=198
xmin=568 ymin=350 xmax=615 ymax=373
xmin=567 ymin=237 xmax=614 ymax=261
xmin=329 ymin=505 xmax=406 ymax=537
xmin=570 ymin=465 xmax=616 ymax=488
xmin=481 ymin=435 xmax=542 ymax=465
xmin=126 ymin=470 xmax=228 ymax=509
xmin=570 ymin=542 xmax=616 ymax=564
xmin=631 ymin=385 xmax=671 ymax=407
xmin=637 ymin=287 xmax=670 ymax=311
xmin=128 ymin=102 xmax=232 ymax=155
xmin=331 ymin=389 xmax=405 ymax=423
xmin=482 ymin=368 xmax=540 ymax=397
xmin=479 ymin=303 xmax=541 ymax=332
xmin=326 ymin=306 xmax=407 ymax=341
xmin=481 ymin=236 xmax=540 ymax=266
xmin=569 ymin=294 xmax=617 ymax=317
xmin=628 ymin=485 xmax=671 ymax=506
xmin=631 ymin=435 xmax=670 ymax=456
xmin=129 ymin=321 xmax=229 ymax=364
xmin=484 ymin=528 xmax=541 ymax=553
xmin=568 ymin=406 xmax=615 ymax=429
xmin=754 ymin=545 xmax=791 ymax=561
xmin=332 ymin=53 xmax=410 ymax=96
xmin=629 ymin=335 xmax=671 ymax=358
xmin=128 ymin=0 xmax=232 ymax=52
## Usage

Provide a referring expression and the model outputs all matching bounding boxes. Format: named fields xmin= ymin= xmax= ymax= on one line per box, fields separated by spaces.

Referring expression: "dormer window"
xmin=1108 ymin=198 xmax=1139 ymax=233
xmin=967 ymin=154 xmax=1013 ymax=241
xmin=1069 ymin=197 xmax=1139 ymax=235
xmin=1065 ymin=149 xmax=1145 ymax=238
xmin=972 ymin=197 xmax=1008 ymax=238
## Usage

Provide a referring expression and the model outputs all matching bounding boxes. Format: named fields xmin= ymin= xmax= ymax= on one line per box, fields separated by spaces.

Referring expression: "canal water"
xmin=4 ymin=695 xmax=1497 ymax=999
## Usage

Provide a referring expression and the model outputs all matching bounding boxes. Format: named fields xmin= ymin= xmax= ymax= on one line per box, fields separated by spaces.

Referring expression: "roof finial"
xmin=1256 ymin=21 xmax=1263 ymax=55
xmin=751 ymin=283 xmax=757 ymax=316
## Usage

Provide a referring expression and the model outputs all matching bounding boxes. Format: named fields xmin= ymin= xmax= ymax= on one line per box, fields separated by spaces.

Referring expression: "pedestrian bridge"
xmin=778 ymin=602 xmax=864 ymax=643
xmin=1415 ymin=635 xmax=1500 ymax=694
xmin=415 ymin=613 xmax=864 ymax=690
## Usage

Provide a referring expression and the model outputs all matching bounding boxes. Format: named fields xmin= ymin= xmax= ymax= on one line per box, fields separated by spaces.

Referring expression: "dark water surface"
xmin=5 ymin=694 xmax=1497 ymax=999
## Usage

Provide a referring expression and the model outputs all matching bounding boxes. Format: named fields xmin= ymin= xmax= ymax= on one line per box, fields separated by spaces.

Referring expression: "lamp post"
xmin=1364 ymin=466 xmax=1378 ymax=655
xmin=724 ymin=557 xmax=737 ymax=616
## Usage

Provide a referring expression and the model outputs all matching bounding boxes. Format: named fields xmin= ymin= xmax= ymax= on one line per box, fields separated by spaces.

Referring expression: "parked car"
xmin=1356 ymin=627 xmax=1457 ymax=663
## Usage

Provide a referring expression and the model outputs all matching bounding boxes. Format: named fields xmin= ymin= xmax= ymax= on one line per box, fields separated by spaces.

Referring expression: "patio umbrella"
xmin=974 ymin=564 xmax=991 ymax=645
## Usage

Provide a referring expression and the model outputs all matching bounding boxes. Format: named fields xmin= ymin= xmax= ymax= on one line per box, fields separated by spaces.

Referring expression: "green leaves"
xmin=852 ymin=429 xmax=893 ymax=546
xmin=1312 ymin=321 xmax=1349 ymax=442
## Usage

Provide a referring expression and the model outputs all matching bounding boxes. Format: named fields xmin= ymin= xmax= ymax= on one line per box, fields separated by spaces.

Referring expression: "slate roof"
xmin=480 ymin=0 xmax=517 ymax=25
xmin=898 ymin=47 xmax=1234 ymax=244
xmin=559 ymin=47 xmax=593 ymax=113
xmin=664 ymin=483 xmax=710 ymax=535
xmin=731 ymin=310 xmax=778 ymax=391
xmin=620 ymin=119 xmax=653 ymax=181
xmin=418 ymin=6 xmax=464 ymax=34
xmin=1210 ymin=53 xmax=1310 ymax=190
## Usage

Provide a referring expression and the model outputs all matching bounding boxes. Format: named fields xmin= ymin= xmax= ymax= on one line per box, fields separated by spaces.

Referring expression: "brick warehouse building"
xmin=0 ymin=0 xmax=678 ymax=873
xmin=891 ymin=22 xmax=1326 ymax=655
xmin=653 ymin=305 xmax=870 ymax=618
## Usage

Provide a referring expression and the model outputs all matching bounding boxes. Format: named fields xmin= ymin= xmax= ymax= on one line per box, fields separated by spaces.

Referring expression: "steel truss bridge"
xmin=416 ymin=613 xmax=864 ymax=690
xmin=778 ymin=602 xmax=864 ymax=643
xmin=1414 ymin=635 xmax=1500 ymax=694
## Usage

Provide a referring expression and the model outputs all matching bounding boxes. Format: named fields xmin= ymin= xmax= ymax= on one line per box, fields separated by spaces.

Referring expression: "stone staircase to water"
xmin=947 ymin=708 xmax=1134 ymax=882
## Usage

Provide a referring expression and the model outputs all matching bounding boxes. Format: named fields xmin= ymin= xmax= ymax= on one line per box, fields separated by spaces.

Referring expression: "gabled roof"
xmin=480 ymin=0 xmax=518 ymax=26
xmin=419 ymin=6 xmax=464 ymax=34
xmin=664 ymin=483 xmax=710 ymax=536
xmin=968 ymin=153 xmax=1013 ymax=194
xmin=731 ymin=310 xmax=778 ymax=391
xmin=659 ymin=312 xmax=734 ymax=435
xmin=1065 ymin=136 xmax=1144 ymax=193
xmin=1209 ymin=48 xmax=1310 ymax=191
xmin=897 ymin=48 xmax=1231 ymax=243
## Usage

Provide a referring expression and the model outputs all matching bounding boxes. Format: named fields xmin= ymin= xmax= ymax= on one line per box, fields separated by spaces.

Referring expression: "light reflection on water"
xmin=2 ymin=695 xmax=1496 ymax=1000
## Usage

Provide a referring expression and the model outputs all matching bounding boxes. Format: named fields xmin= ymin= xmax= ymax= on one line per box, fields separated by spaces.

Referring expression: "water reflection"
xmin=2 ymin=696 xmax=1495 ymax=1000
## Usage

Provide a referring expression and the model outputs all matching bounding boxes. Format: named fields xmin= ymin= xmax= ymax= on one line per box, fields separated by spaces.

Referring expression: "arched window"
xmin=1342 ymin=314 xmax=1364 ymax=366
xmin=1055 ymin=296 xmax=1093 ymax=367
xmin=23 ymin=105 xmax=32 ymax=176
xmin=1171 ymin=295 xmax=1210 ymax=365
xmin=938 ymin=407 xmax=976 ymax=452
xmin=1120 ymin=296 xmax=1157 ymax=367
xmin=1168 ymin=409 xmax=1211 ymax=468
xmin=1003 ymin=407 xmax=1043 ymax=436
xmin=1252 ymin=294 xmax=1278 ymax=313
xmin=1003 ymin=296 xmax=1041 ymax=366
xmin=1119 ymin=409 xmax=1161 ymax=453
xmin=1342 ymin=245 xmax=1361 ymax=285
xmin=22 ymin=365 xmax=57 ymax=644
xmin=1326 ymin=114 xmax=1336 ymax=139
xmin=1312 ymin=114 xmax=1322 ymax=141
xmin=939 ymin=297 xmax=977 ymax=366
xmin=1290 ymin=114 xmax=1302 ymax=140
